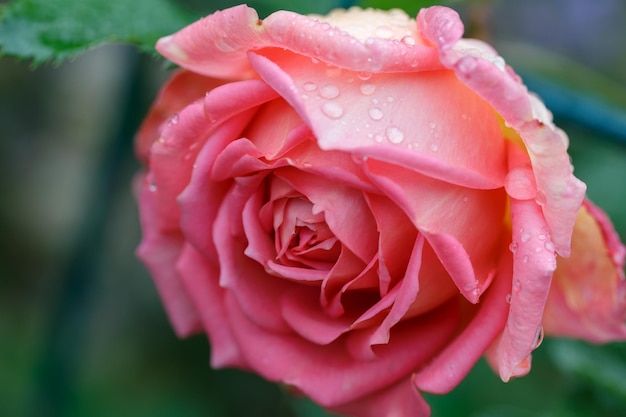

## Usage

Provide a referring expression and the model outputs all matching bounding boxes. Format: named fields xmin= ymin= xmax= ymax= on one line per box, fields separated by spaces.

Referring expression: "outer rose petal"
xmin=135 ymin=175 xmax=201 ymax=337
xmin=330 ymin=376 xmax=430 ymax=417
xmin=414 ymin=246 xmax=512 ymax=393
xmin=491 ymin=198 xmax=556 ymax=382
xmin=135 ymin=70 xmax=225 ymax=164
xmin=543 ymin=200 xmax=626 ymax=342
xmin=417 ymin=6 xmax=585 ymax=256
xmin=156 ymin=5 xmax=444 ymax=79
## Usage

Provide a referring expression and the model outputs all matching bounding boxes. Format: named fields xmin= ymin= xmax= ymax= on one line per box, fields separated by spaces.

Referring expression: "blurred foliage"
xmin=0 ymin=0 xmax=193 ymax=63
xmin=1 ymin=0 xmax=626 ymax=417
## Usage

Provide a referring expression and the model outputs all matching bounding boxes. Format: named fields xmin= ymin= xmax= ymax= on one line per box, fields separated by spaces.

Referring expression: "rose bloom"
xmin=135 ymin=5 xmax=626 ymax=417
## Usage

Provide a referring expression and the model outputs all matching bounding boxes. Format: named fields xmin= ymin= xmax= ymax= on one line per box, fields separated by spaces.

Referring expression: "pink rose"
xmin=135 ymin=5 xmax=626 ymax=416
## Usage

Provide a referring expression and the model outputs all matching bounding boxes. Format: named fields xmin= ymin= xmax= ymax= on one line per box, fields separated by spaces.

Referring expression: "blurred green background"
xmin=1 ymin=0 xmax=626 ymax=416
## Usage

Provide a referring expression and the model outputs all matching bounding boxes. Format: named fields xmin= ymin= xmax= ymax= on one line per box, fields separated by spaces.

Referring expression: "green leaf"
xmin=0 ymin=0 xmax=194 ymax=63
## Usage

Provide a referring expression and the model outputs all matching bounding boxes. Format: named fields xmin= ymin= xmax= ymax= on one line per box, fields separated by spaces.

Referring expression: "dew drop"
xmin=386 ymin=126 xmax=404 ymax=144
xmin=368 ymin=107 xmax=384 ymax=121
xmin=320 ymin=84 xmax=340 ymax=99
xmin=537 ymin=234 xmax=547 ymax=241
xmin=360 ymin=83 xmax=376 ymax=95
xmin=458 ymin=56 xmax=477 ymax=73
xmin=513 ymin=280 xmax=522 ymax=292
xmin=374 ymin=134 xmax=385 ymax=143
xmin=520 ymin=232 xmax=531 ymax=243
xmin=401 ymin=35 xmax=416 ymax=45
xmin=303 ymin=82 xmax=317 ymax=92
xmin=522 ymin=255 xmax=529 ymax=263
xmin=357 ymin=72 xmax=372 ymax=81
xmin=509 ymin=242 xmax=518 ymax=253
xmin=505 ymin=293 xmax=512 ymax=304
xmin=533 ymin=326 xmax=545 ymax=349
xmin=386 ymin=96 xmax=394 ymax=103
xmin=321 ymin=102 xmax=344 ymax=119
xmin=169 ymin=113 xmax=179 ymax=125
xmin=492 ymin=56 xmax=506 ymax=72
xmin=430 ymin=143 xmax=439 ymax=152
xmin=544 ymin=241 xmax=555 ymax=252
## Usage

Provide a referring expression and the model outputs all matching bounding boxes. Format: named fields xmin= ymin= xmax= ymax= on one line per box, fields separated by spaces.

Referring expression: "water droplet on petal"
xmin=401 ymin=35 xmax=416 ymax=45
xmin=360 ymin=83 xmax=376 ymax=95
xmin=320 ymin=84 xmax=340 ymax=99
xmin=357 ymin=72 xmax=372 ymax=81
xmin=505 ymin=293 xmax=512 ymax=304
xmin=430 ymin=143 xmax=439 ymax=152
xmin=458 ymin=56 xmax=477 ymax=73
xmin=522 ymin=255 xmax=529 ymax=263
xmin=509 ymin=242 xmax=518 ymax=253
xmin=533 ymin=326 xmax=544 ymax=348
xmin=520 ymin=232 xmax=531 ymax=243
xmin=374 ymin=134 xmax=385 ymax=143
xmin=303 ymin=82 xmax=317 ymax=92
xmin=544 ymin=241 xmax=555 ymax=252
xmin=368 ymin=107 xmax=383 ymax=121
xmin=513 ymin=280 xmax=522 ymax=292
xmin=169 ymin=113 xmax=179 ymax=125
xmin=386 ymin=126 xmax=404 ymax=144
xmin=321 ymin=102 xmax=344 ymax=119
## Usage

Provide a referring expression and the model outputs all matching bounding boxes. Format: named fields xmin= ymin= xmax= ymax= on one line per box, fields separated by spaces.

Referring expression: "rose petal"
xmin=135 ymin=70 xmax=225 ymax=164
xmin=492 ymin=198 xmax=556 ymax=382
xmin=176 ymin=243 xmax=246 ymax=367
xmin=135 ymin=175 xmax=201 ymax=337
xmin=543 ymin=200 xmax=626 ymax=342
xmin=418 ymin=6 xmax=586 ymax=256
xmin=225 ymin=293 xmax=458 ymax=407
xmin=414 ymin=246 xmax=512 ymax=393
xmin=276 ymin=168 xmax=378 ymax=263
xmin=330 ymin=376 xmax=431 ymax=417
xmin=213 ymin=175 xmax=293 ymax=333
xmin=247 ymin=49 xmax=507 ymax=189
xmin=364 ymin=159 xmax=506 ymax=302
xmin=155 ymin=5 xmax=443 ymax=79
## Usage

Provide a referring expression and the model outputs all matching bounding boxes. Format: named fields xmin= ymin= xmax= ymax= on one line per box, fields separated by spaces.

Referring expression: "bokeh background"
xmin=2 ymin=0 xmax=626 ymax=416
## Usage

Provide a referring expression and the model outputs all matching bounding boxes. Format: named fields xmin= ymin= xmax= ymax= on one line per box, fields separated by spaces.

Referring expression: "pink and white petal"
xmin=418 ymin=5 xmax=586 ymax=256
xmin=136 ymin=70 xmax=225 ymax=164
xmin=543 ymin=200 xmax=626 ymax=342
xmin=156 ymin=6 xmax=443 ymax=79
xmin=330 ymin=376 xmax=431 ymax=417
xmin=492 ymin=199 xmax=556 ymax=382
xmin=135 ymin=176 xmax=201 ymax=337
xmin=247 ymin=49 xmax=507 ymax=189
xmin=414 ymin=246 xmax=512 ymax=394
xmin=225 ymin=293 xmax=458 ymax=407
xmin=176 ymin=243 xmax=246 ymax=368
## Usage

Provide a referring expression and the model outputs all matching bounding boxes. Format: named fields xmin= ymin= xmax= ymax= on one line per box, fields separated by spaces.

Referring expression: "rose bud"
xmin=135 ymin=5 xmax=626 ymax=417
